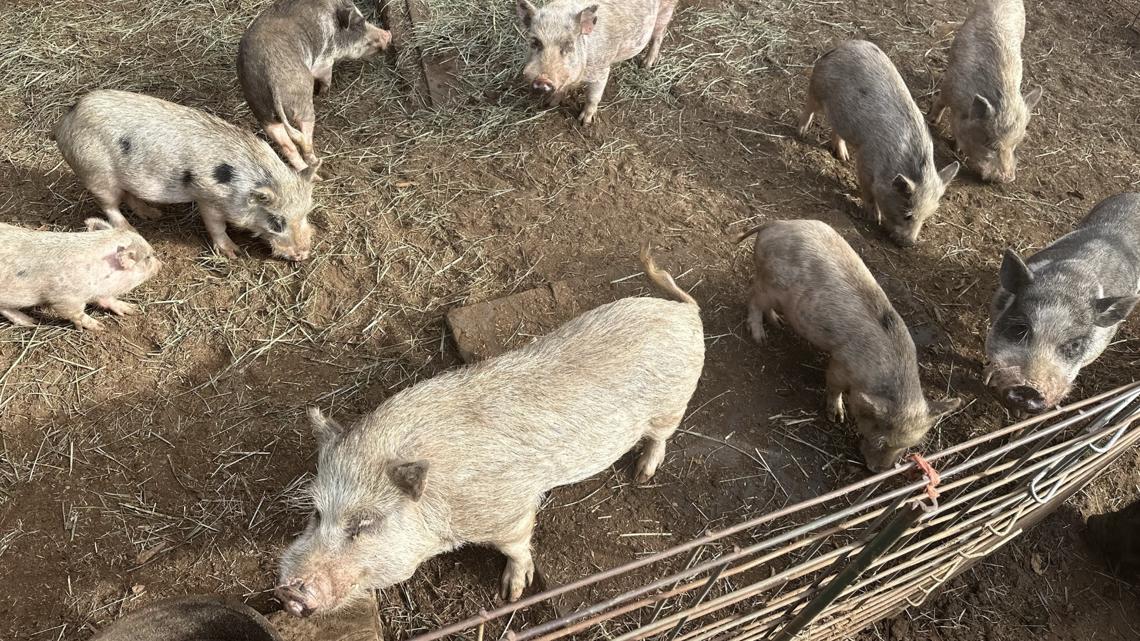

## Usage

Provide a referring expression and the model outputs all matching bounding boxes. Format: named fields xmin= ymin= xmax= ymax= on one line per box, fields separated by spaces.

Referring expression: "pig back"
xmin=1028 ymin=193 xmax=1140 ymax=291
xmin=362 ymin=297 xmax=703 ymax=496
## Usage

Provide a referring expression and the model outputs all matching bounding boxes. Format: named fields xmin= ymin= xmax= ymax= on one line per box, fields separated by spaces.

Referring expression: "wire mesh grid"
xmin=403 ymin=381 xmax=1140 ymax=641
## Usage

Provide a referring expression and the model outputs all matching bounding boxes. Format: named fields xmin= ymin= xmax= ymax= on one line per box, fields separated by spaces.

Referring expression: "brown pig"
xmin=238 ymin=0 xmax=392 ymax=175
xmin=0 ymin=218 xmax=160 ymax=331
xmin=276 ymin=245 xmax=704 ymax=615
xmin=738 ymin=220 xmax=961 ymax=471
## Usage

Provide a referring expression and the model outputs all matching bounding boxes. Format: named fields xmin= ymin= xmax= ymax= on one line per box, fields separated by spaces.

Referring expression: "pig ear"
xmin=113 ymin=245 xmax=139 ymax=270
xmin=999 ymin=249 xmax=1034 ymax=294
xmin=1092 ymin=295 xmax=1140 ymax=327
xmin=516 ymin=0 xmax=537 ymax=27
xmin=578 ymin=4 xmax=599 ymax=35
xmin=309 ymin=407 xmax=347 ymax=446
xmin=336 ymin=6 xmax=363 ymax=30
xmin=937 ymin=161 xmax=960 ymax=186
xmin=891 ymin=174 xmax=916 ymax=196
xmin=85 ymin=217 xmax=114 ymax=232
xmin=855 ymin=392 xmax=890 ymax=418
xmin=927 ymin=397 xmax=962 ymax=420
xmin=1024 ymin=86 xmax=1044 ymax=110
xmin=970 ymin=94 xmax=994 ymax=120
xmin=387 ymin=460 xmax=429 ymax=501
xmin=249 ymin=186 xmax=277 ymax=206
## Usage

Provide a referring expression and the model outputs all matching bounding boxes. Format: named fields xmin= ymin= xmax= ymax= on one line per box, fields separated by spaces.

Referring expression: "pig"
xmin=516 ymin=0 xmax=677 ymax=125
xmin=984 ymin=193 xmax=1140 ymax=414
xmin=1085 ymin=497 xmax=1140 ymax=584
xmin=0 ymin=218 xmax=160 ymax=331
xmin=54 ymin=90 xmax=318 ymax=261
xmin=276 ymin=245 xmax=704 ymax=615
xmin=238 ymin=0 xmax=391 ymax=175
xmin=90 ymin=596 xmax=282 ymax=641
xmin=799 ymin=40 xmax=960 ymax=247
xmin=737 ymin=220 xmax=961 ymax=471
xmin=932 ymin=0 xmax=1043 ymax=183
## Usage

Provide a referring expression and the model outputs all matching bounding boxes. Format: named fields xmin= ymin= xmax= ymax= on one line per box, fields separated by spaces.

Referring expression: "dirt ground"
xmin=1 ymin=0 xmax=1139 ymax=639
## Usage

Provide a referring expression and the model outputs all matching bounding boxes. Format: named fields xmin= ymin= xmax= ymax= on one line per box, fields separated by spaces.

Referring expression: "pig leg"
xmin=825 ymin=360 xmax=849 ymax=423
xmin=96 ymin=297 xmax=138 ymax=316
xmin=930 ymin=92 xmax=948 ymax=125
xmin=797 ymin=91 xmax=819 ymax=137
xmin=199 ymin=203 xmax=240 ymax=259
xmin=53 ymin=300 xmax=103 ymax=331
xmin=642 ymin=0 xmax=676 ymax=68
xmin=313 ymin=66 xmax=333 ymax=96
xmin=124 ymin=193 xmax=163 ymax=220
xmin=494 ymin=511 xmax=537 ymax=602
xmin=747 ymin=284 xmax=779 ymax=343
xmin=579 ymin=69 xmax=611 ymax=126
xmin=89 ymin=184 xmax=128 ymax=228
xmin=636 ymin=412 xmax=683 ymax=482
xmin=299 ymin=120 xmax=322 ymax=174
xmin=831 ymin=131 xmax=850 ymax=162
xmin=1 ymin=309 xmax=37 ymax=327
xmin=264 ymin=122 xmax=309 ymax=172
xmin=856 ymin=162 xmax=879 ymax=222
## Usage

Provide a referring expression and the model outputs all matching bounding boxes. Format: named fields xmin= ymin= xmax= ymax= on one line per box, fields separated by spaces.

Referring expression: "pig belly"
xmin=612 ymin=14 xmax=656 ymax=61
xmin=119 ymin=172 xmax=196 ymax=206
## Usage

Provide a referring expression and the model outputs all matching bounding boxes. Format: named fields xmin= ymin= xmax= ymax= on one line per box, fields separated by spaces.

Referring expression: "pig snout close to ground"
xmin=737 ymin=220 xmax=961 ymax=471
xmin=276 ymin=245 xmax=704 ymax=615
xmin=984 ymin=193 xmax=1140 ymax=415
xmin=54 ymin=90 xmax=318 ymax=261
xmin=799 ymin=40 xmax=959 ymax=247
xmin=238 ymin=0 xmax=391 ymax=176
xmin=932 ymin=0 xmax=1043 ymax=184
xmin=516 ymin=0 xmax=677 ymax=125
xmin=0 ymin=218 xmax=161 ymax=331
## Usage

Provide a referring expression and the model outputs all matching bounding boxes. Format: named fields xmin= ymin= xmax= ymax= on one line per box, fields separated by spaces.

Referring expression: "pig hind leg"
xmin=124 ymin=192 xmax=163 ymax=220
xmin=1 ymin=309 xmax=37 ymax=327
xmin=493 ymin=510 xmax=537 ymax=602
xmin=798 ymin=89 xmax=820 ymax=138
xmin=52 ymin=299 xmax=102 ymax=331
xmin=747 ymin=282 xmax=780 ymax=343
xmin=642 ymin=0 xmax=677 ymax=68
xmin=299 ymin=120 xmax=321 ymax=171
xmin=636 ymin=411 xmax=683 ymax=483
xmin=264 ymin=122 xmax=310 ymax=172
xmin=87 ymin=182 xmax=128 ymax=228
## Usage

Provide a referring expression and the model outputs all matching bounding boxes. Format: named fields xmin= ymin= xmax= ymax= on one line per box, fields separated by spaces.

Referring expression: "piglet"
xmin=517 ymin=0 xmax=677 ymax=124
xmin=55 ymin=90 xmax=318 ymax=261
xmin=800 ymin=40 xmax=959 ymax=246
xmin=238 ymin=0 xmax=391 ymax=174
xmin=0 ymin=218 xmax=160 ymax=331
xmin=738 ymin=220 xmax=961 ymax=471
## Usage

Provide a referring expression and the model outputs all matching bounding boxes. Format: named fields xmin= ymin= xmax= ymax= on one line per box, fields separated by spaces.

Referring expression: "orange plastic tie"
xmin=911 ymin=453 xmax=941 ymax=501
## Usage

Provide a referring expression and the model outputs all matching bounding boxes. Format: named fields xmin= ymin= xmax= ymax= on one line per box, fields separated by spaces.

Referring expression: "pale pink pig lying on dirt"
xmin=276 ymin=246 xmax=704 ymax=615
xmin=738 ymin=220 xmax=961 ymax=471
xmin=517 ymin=0 xmax=677 ymax=124
xmin=238 ymin=0 xmax=392 ymax=176
xmin=0 ymin=218 xmax=160 ymax=331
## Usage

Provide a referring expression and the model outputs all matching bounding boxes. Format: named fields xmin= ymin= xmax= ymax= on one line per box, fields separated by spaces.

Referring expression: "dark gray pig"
xmin=800 ymin=40 xmax=959 ymax=246
xmin=738 ymin=220 xmax=961 ymax=471
xmin=238 ymin=0 xmax=391 ymax=175
xmin=0 ymin=218 xmax=160 ymax=331
xmin=932 ymin=0 xmax=1043 ymax=183
xmin=276 ymin=246 xmax=704 ymax=614
xmin=55 ymin=90 xmax=318 ymax=261
xmin=985 ymin=193 xmax=1140 ymax=413
xmin=516 ymin=0 xmax=677 ymax=125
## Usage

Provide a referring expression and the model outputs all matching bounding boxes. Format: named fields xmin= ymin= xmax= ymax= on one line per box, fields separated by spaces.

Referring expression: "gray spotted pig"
xmin=933 ymin=0 xmax=1043 ymax=183
xmin=54 ymin=90 xmax=318 ymax=261
xmin=800 ymin=40 xmax=959 ymax=247
xmin=985 ymin=193 xmax=1140 ymax=414
xmin=0 ymin=218 xmax=160 ymax=331
xmin=238 ymin=0 xmax=391 ymax=175
xmin=516 ymin=0 xmax=677 ymax=125
xmin=738 ymin=220 xmax=961 ymax=471
xmin=276 ymin=246 xmax=703 ymax=615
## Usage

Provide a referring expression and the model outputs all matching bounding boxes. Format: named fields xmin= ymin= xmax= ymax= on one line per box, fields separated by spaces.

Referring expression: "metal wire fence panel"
xmin=405 ymin=382 xmax=1140 ymax=641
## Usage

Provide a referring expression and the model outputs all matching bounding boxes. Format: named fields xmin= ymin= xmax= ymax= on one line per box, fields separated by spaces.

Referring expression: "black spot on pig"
xmin=118 ymin=137 xmax=131 ymax=154
xmin=181 ymin=170 xmax=195 ymax=186
xmin=15 ymin=270 xmax=27 ymax=278
xmin=879 ymin=310 xmax=897 ymax=332
xmin=213 ymin=163 xmax=235 ymax=184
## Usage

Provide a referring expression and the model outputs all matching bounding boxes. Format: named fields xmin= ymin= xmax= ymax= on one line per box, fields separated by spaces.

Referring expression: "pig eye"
xmin=1059 ymin=336 xmax=1087 ymax=359
xmin=267 ymin=215 xmax=287 ymax=234
xmin=347 ymin=517 xmax=379 ymax=540
xmin=903 ymin=212 xmax=914 ymax=221
xmin=531 ymin=38 xmax=543 ymax=51
xmin=560 ymin=40 xmax=574 ymax=55
xmin=1002 ymin=319 xmax=1032 ymax=343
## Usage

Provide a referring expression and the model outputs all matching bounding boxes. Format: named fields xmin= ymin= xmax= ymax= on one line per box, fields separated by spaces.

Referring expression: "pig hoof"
xmin=501 ymin=558 xmax=535 ymax=602
xmin=97 ymin=298 xmax=138 ymax=316
xmin=75 ymin=316 xmax=105 ymax=332
xmin=747 ymin=308 xmax=767 ymax=343
xmin=578 ymin=108 xmax=597 ymax=126
xmin=214 ymin=243 xmax=240 ymax=260
xmin=828 ymin=396 xmax=846 ymax=423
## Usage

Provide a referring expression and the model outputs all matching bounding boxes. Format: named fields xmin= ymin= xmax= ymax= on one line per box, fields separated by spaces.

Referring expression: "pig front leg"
xmin=1 ymin=309 xmax=37 ymax=327
xmin=825 ymin=360 xmax=849 ymax=423
xmin=96 ymin=297 xmax=138 ymax=316
xmin=831 ymin=131 xmax=850 ymax=162
xmin=199 ymin=204 xmax=240 ymax=259
xmin=855 ymin=163 xmax=880 ymax=222
xmin=494 ymin=511 xmax=537 ymax=602
xmin=313 ymin=66 xmax=333 ymax=96
xmin=930 ymin=91 xmax=948 ymax=125
xmin=578 ymin=68 xmax=611 ymax=126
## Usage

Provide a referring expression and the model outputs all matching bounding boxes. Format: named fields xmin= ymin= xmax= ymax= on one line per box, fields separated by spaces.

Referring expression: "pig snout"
xmin=1003 ymin=385 xmax=1048 ymax=414
xmin=531 ymin=76 xmax=555 ymax=94
xmin=276 ymin=578 xmax=318 ymax=617
xmin=367 ymin=25 xmax=392 ymax=52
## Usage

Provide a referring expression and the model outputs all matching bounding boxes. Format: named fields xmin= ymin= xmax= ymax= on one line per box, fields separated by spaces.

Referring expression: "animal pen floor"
xmin=1 ymin=0 xmax=1139 ymax=639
